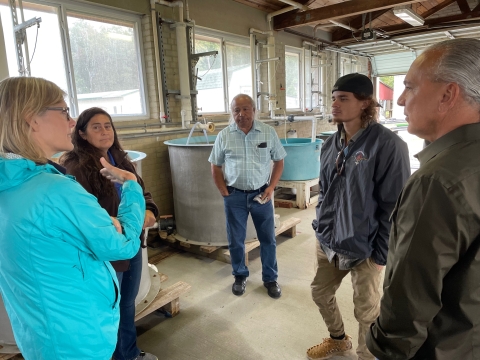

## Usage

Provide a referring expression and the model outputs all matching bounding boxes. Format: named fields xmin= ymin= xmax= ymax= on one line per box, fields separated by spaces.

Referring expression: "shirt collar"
xmin=338 ymin=124 xmax=366 ymax=147
xmin=229 ymin=120 xmax=262 ymax=133
xmin=415 ymin=123 xmax=480 ymax=167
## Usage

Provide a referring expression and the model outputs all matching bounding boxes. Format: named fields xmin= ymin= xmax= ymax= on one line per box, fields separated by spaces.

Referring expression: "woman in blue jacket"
xmin=61 ymin=108 xmax=158 ymax=360
xmin=0 ymin=77 xmax=145 ymax=359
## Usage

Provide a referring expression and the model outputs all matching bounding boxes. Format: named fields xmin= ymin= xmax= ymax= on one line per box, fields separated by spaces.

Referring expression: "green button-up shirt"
xmin=367 ymin=123 xmax=480 ymax=360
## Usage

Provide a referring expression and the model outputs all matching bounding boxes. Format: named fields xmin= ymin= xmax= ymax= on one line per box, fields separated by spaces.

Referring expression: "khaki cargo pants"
xmin=311 ymin=242 xmax=383 ymax=360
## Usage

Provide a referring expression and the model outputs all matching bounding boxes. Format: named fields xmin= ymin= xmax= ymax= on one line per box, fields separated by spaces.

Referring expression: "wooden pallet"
xmin=161 ymin=217 xmax=301 ymax=265
xmin=274 ymin=178 xmax=319 ymax=209
xmin=0 ymin=354 xmax=20 ymax=360
xmin=135 ymin=278 xmax=191 ymax=321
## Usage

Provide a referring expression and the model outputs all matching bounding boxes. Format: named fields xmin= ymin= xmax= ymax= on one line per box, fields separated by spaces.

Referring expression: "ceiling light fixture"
xmin=393 ymin=6 xmax=424 ymax=27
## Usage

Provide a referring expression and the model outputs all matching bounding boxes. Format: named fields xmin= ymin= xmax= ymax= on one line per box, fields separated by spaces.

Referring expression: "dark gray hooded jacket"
xmin=313 ymin=122 xmax=410 ymax=265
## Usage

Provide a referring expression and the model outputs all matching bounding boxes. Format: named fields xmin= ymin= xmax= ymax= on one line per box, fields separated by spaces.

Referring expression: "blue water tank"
xmin=280 ymin=138 xmax=323 ymax=181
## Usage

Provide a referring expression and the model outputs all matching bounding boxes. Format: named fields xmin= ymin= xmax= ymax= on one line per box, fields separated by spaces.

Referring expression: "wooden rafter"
xmin=457 ymin=0 xmax=471 ymax=13
xmin=336 ymin=10 xmax=480 ymax=44
xmin=420 ymin=0 xmax=457 ymax=19
xmin=273 ymin=0 xmax=425 ymax=30
xmin=332 ymin=9 xmax=391 ymax=41
xmin=474 ymin=3 xmax=480 ymax=12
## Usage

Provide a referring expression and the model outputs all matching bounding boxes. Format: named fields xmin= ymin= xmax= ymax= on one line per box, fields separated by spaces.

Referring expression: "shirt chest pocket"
xmin=255 ymin=147 xmax=270 ymax=164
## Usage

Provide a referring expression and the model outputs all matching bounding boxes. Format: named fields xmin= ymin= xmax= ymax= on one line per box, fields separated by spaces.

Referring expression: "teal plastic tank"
xmin=280 ymin=138 xmax=323 ymax=181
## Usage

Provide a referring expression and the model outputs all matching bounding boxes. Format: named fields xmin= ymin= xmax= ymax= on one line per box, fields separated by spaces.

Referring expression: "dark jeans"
xmin=113 ymin=247 xmax=142 ymax=360
xmin=223 ymin=186 xmax=278 ymax=282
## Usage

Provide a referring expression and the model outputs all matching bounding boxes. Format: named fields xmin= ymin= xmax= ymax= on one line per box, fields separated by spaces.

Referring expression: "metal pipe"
xmin=256 ymin=57 xmax=280 ymax=64
xmin=277 ymin=0 xmax=309 ymax=11
xmin=151 ymin=0 xmax=166 ymax=124
xmin=274 ymin=115 xmax=321 ymax=142
xmin=329 ymin=20 xmax=356 ymax=31
xmin=267 ymin=33 xmax=276 ymax=118
xmin=249 ymin=28 xmax=271 ymax=35
xmin=255 ymin=41 xmax=262 ymax=113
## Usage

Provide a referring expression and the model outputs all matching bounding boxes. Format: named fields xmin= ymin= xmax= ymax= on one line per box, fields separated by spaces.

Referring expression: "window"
xmin=0 ymin=0 xmax=147 ymax=119
xmin=195 ymin=35 xmax=223 ymax=113
xmin=195 ymin=29 xmax=251 ymax=113
xmin=285 ymin=47 xmax=301 ymax=110
xmin=226 ymin=43 xmax=251 ymax=105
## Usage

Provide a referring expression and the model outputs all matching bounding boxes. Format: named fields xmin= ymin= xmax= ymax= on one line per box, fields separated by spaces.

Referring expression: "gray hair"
xmin=229 ymin=94 xmax=257 ymax=124
xmin=424 ymin=38 xmax=480 ymax=106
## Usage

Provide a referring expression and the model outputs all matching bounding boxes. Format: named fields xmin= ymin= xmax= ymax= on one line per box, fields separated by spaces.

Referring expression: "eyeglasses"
xmin=336 ymin=149 xmax=346 ymax=176
xmin=45 ymin=107 xmax=70 ymax=120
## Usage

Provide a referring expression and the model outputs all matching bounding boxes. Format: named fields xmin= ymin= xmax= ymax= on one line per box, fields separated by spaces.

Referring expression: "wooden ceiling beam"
xmin=273 ymin=0 xmax=424 ymax=30
xmin=332 ymin=9 xmax=391 ymax=41
xmin=457 ymin=0 xmax=471 ymax=13
xmin=335 ymin=10 xmax=480 ymax=44
xmin=420 ymin=0 xmax=457 ymax=19
xmin=474 ymin=3 xmax=480 ymax=12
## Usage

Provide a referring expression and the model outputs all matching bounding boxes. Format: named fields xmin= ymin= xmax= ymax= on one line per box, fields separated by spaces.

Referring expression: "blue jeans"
xmin=223 ymin=186 xmax=278 ymax=282
xmin=113 ymin=247 xmax=142 ymax=360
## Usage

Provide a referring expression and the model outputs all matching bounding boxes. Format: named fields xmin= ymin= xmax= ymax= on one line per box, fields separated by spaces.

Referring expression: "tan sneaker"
xmin=306 ymin=335 xmax=353 ymax=360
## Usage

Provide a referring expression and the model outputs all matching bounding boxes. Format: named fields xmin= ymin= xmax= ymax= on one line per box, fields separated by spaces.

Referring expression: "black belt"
xmin=229 ymin=184 xmax=267 ymax=193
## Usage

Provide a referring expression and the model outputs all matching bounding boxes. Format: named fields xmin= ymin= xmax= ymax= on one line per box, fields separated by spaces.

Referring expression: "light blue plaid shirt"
xmin=209 ymin=120 xmax=287 ymax=190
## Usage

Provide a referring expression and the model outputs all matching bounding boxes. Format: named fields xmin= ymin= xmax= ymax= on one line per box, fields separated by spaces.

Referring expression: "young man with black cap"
xmin=306 ymin=73 xmax=410 ymax=360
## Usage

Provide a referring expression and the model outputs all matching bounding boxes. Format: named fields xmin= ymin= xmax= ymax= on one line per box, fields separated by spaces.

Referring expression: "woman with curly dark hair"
xmin=61 ymin=107 xmax=159 ymax=360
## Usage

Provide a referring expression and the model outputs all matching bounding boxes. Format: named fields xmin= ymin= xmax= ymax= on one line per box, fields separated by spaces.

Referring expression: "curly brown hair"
xmin=60 ymin=107 xmax=125 ymax=198
xmin=354 ymin=93 xmax=379 ymax=128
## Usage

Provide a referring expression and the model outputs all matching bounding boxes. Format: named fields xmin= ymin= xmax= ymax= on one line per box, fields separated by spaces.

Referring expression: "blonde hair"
xmin=0 ymin=77 xmax=66 ymax=163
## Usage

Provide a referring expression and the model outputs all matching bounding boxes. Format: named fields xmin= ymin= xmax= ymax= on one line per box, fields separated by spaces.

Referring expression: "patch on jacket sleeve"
xmin=354 ymin=151 xmax=368 ymax=165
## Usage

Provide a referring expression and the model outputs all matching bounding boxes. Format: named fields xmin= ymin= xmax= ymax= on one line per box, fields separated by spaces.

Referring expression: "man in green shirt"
xmin=366 ymin=38 xmax=480 ymax=360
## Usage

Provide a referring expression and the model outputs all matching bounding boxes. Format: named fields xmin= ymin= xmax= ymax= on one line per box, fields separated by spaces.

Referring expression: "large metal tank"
xmin=164 ymin=135 xmax=257 ymax=246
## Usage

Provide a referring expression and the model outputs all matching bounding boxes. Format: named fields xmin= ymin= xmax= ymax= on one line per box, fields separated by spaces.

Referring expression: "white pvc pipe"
xmin=266 ymin=5 xmax=296 ymax=27
xmin=250 ymin=32 xmax=257 ymax=109
xmin=274 ymin=115 xmax=320 ymax=142
xmin=277 ymin=0 xmax=309 ymax=11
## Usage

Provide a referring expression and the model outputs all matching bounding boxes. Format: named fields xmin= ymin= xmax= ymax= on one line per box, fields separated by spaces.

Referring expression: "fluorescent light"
xmin=393 ymin=7 xmax=424 ymax=27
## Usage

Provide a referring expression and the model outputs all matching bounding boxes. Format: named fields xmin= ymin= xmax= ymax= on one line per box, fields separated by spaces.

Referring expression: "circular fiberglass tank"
xmin=280 ymin=138 xmax=323 ymax=181
xmin=164 ymin=135 xmax=257 ymax=246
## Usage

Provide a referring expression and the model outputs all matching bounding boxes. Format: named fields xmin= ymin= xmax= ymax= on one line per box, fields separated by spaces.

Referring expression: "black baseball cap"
xmin=332 ymin=73 xmax=373 ymax=97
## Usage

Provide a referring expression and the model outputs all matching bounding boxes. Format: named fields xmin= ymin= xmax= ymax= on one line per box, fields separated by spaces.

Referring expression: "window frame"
xmin=194 ymin=27 xmax=251 ymax=114
xmin=285 ymin=45 xmax=303 ymax=111
xmin=4 ymin=0 xmax=149 ymax=121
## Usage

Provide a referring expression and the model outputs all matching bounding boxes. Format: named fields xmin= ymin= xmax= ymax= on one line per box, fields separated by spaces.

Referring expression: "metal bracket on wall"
xmin=157 ymin=16 xmax=170 ymax=122
xmin=9 ymin=0 xmax=42 ymax=76
xmin=186 ymin=23 xmax=197 ymax=123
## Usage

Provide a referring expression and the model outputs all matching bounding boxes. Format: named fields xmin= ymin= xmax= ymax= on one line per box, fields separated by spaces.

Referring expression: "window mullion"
xmin=58 ymin=4 xmax=78 ymax=116
xmin=222 ymin=39 xmax=228 ymax=112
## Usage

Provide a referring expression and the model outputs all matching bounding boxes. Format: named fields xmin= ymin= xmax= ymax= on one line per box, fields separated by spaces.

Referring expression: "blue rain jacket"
xmin=0 ymin=156 xmax=145 ymax=359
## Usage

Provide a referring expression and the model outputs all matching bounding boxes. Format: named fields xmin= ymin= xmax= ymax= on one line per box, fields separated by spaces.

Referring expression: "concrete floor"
xmin=137 ymin=206 xmax=371 ymax=360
